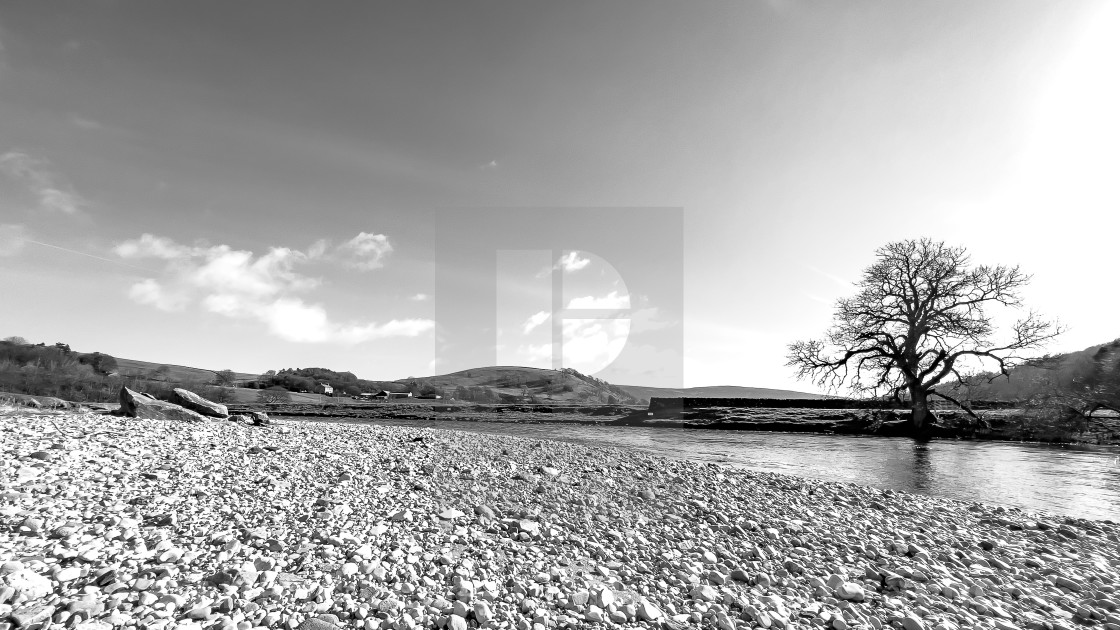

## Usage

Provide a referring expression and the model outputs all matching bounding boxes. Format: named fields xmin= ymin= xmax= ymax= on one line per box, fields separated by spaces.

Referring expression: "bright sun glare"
xmin=1012 ymin=1 xmax=1120 ymax=227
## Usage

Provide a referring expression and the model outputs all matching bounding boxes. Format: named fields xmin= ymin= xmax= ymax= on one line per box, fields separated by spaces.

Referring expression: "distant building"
xmin=374 ymin=390 xmax=412 ymax=400
xmin=320 ymin=382 xmax=334 ymax=395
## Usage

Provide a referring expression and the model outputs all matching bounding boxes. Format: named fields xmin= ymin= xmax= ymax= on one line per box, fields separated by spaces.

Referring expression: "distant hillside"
xmin=946 ymin=338 xmax=1120 ymax=402
xmin=4 ymin=332 xmax=829 ymax=406
xmin=89 ymin=356 xmax=828 ymax=405
xmin=615 ymin=384 xmax=828 ymax=401
xmin=395 ymin=366 xmax=641 ymax=404
xmin=113 ymin=358 xmax=259 ymax=384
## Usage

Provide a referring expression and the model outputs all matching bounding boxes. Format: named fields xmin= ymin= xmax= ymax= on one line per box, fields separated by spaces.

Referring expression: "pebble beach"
xmin=2 ymin=411 xmax=1120 ymax=630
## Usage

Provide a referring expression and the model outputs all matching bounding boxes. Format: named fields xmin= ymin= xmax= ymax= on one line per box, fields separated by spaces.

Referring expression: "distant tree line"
xmin=0 ymin=337 xmax=232 ymax=403
xmin=559 ymin=367 xmax=637 ymax=403
xmin=1010 ymin=339 xmax=1120 ymax=431
xmin=255 ymin=367 xmax=380 ymax=396
xmin=452 ymin=385 xmax=500 ymax=402
xmin=251 ymin=368 xmax=448 ymax=399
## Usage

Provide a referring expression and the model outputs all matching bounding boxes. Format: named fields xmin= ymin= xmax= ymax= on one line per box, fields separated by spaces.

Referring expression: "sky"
xmin=0 ymin=1 xmax=1117 ymax=390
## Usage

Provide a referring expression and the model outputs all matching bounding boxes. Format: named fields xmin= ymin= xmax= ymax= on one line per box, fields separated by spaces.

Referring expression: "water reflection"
xmin=331 ymin=418 xmax=1120 ymax=521
xmin=910 ymin=445 xmax=933 ymax=493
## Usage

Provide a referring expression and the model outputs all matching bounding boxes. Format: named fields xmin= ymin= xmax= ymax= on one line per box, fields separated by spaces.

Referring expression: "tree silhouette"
xmin=215 ymin=369 xmax=236 ymax=386
xmin=256 ymin=386 xmax=291 ymax=404
xmin=788 ymin=238 xmax=1061 ymax=432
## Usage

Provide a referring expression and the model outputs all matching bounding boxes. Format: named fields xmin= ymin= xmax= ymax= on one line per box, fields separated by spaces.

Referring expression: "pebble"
xmin=836 ymin=582 xmax=865 ymax=602
xmin=1 ymin=411 xmax=1118 ymax=630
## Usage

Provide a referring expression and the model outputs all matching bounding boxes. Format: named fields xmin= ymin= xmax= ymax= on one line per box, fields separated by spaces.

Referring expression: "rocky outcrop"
xmin=169 ymin=388 xmax=229 ymax=418
xmin=118 ymin=387 xmax=209 ymax=422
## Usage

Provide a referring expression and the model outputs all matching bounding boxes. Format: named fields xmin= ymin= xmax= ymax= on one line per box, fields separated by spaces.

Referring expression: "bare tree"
xmin=214 ymin=369 xmax=236 ymax=386
xmin=256 ymin=386 xmax=291 ymax=404
xmin=787 ymin=238 xmax=1061 ymax=432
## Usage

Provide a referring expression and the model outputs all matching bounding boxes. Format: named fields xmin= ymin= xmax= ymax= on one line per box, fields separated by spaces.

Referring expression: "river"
xmin=323 ymin=418 xmax=1120 ymax=522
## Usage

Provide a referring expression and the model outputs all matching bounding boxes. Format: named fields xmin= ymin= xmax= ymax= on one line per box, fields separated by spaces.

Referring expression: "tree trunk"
xmin=909 ymin=385 xmax=934 ymax=434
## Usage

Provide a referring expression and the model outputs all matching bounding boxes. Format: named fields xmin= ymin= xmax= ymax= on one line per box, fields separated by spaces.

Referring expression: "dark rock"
xmin=249 ymin=412 xmax=270 ymax=426
xmin=298 ymin=616 xmax=342 ymax=630
xmin=169 ymin=388 xmax=229 ymax=418
xmin=118 ymin=387 xmax=209 ymax=422
xmin=729 ymin=569 xmax=751 ymax=582
xmin=10 ymin=603 xmax=55 ymax=628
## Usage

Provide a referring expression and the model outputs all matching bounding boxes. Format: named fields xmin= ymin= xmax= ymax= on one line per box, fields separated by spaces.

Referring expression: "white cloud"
xmin=307 ymin=239 xmax=329 ymax=259
xmin=114 ymin=233 xmax=432 ymax=344
xmin=0 ymin=152 xmax=85 ymax=215
xmin=253 ymin=298 xmax=432 ymax=344
xmin=560 ymin=319 xmax=630 ymax=374
xmin=70 ymin=115 xmax=104 ymax=130
xmin=0 ymin=224 xmax=28 ymax=256
xmin=629 ymin=306 xmax=675 ymax=332
xmin=567 ymin=290 xmax=630 ymax=309
xmin=113 ymin=233 xmax=196 ymax=260
xmin=514 ymin=318 xmax=630 ymax=374
xmin=127 ymin=278 xmax=187 ymax=311
xmin=516 ymin=341 xmax=553 ymax=368
xmin=556 ymin=251 xmax=590 ymax=273
xmin=522 ymin=310 xmax=551 ymax=334
xmin=410 ymin=293 xmax=429 ymax=301
xmin=336 ymin=232 xmax=393 ymax=270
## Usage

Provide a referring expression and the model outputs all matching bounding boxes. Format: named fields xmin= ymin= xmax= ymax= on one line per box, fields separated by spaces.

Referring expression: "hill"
xmin=394 ymin=366 xmax=640 ymax=404
xmin=615 ymin=384 xmax=828 ymax=401
xmin=113 ymin=358 xmax=259 ymax=384
xmin=946 ymin=338 xmax=1120 ymax=402
xmin=0 ymin=333 xmax=822 ymax=406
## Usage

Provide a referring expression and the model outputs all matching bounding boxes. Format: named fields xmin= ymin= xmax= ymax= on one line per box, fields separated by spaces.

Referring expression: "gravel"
xmin=2 ymin=411 xmax=1119 ymax=630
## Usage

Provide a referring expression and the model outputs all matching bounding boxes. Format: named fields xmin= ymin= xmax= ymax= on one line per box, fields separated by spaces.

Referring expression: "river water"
xmin=339 ymin=418 xmax=1120 ymax=522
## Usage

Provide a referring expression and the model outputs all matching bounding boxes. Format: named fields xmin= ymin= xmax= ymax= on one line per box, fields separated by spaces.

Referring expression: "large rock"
xmin=6 ymin=568 xmax=53 ymax=601
xmin=118 ymin=387 xmax=209 ymax=422
xmin=169 ymin=388 xmax=228 ymax=418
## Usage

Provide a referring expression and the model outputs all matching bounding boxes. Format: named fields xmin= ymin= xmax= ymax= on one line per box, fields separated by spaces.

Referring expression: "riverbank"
xmin=228 ymin=397 xmax=1120 ymax=446
xmin=240 ymin=401 xmax=1120 ymax=447
xmin=642 ymin=407 xmax=1120 ymax=446
xmin=7 ymin=388 xmax=1117 ymax=446
xmin=3 ymin=412 xmax=1120 ymax=630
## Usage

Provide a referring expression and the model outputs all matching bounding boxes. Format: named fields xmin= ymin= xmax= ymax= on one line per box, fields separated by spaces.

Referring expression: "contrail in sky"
xmin=24 ymin=239 xmax=156 ymax=273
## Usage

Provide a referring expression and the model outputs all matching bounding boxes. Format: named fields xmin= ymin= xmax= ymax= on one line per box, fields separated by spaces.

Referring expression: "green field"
xmin=113 ymin=358 xmax=259 ymax=384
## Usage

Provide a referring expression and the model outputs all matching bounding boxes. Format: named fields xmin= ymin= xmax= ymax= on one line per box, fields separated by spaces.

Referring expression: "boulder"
xmin=169 ymin=388 xmax=228 ymax=418
xmin=6 ymin=568 xmax=52 ymax=601
xmin=118 ymin=387 xmax=209 ymax=422
xmin=249 ymin=411 xmax=270 ymax=426
xmin=297 ymin=617 xmax=342 ymax=630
